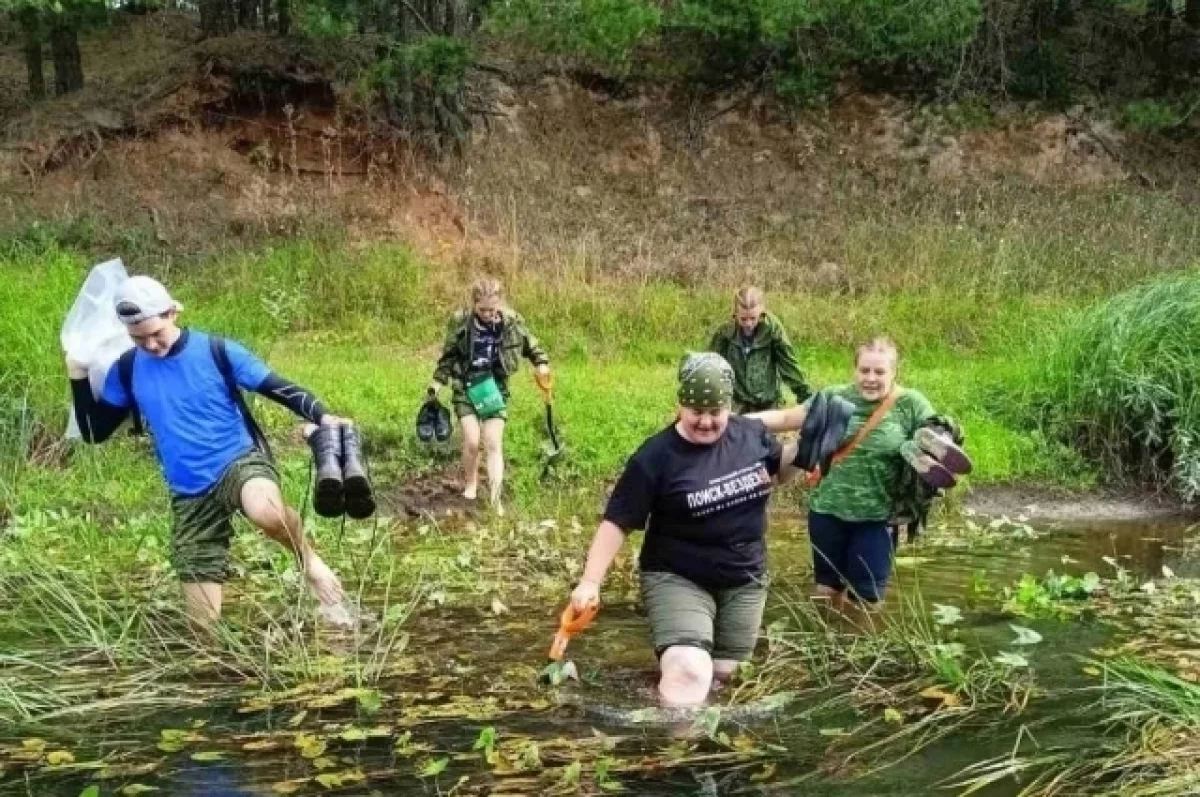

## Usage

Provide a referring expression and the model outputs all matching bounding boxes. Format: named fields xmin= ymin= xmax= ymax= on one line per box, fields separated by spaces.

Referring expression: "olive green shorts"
xmin=169 ymin=450 xmax=278 ymax=584
xmin=640 ymin=571 xmax=769 ymax=661
xmin=451 ymin=380 xmax=511 ymax=421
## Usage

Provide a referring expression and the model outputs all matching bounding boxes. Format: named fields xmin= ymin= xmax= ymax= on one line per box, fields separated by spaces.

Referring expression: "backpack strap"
xmin=116 ymin=348 xmax=145 ymax=436
xmin=210 ymin=336 xmax=274 ymax=463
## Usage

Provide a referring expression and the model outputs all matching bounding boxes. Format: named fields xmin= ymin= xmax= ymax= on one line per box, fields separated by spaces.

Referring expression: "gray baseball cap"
xmin=114 ymin=276 xmax=183 ymax=325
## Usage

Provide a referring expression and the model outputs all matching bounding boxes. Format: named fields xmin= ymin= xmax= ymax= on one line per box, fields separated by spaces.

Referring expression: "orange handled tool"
xmin=548 ymin=599 xmax=599 ymax=661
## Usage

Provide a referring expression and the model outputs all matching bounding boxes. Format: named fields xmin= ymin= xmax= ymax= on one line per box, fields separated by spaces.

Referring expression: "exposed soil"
xmin=379 ymin=468 xmax=479 ymax=520
xmin=966 ymin=485 xmax=1194 ymax=523
xmin=3 ymin=12 xmax=1199 ymax=280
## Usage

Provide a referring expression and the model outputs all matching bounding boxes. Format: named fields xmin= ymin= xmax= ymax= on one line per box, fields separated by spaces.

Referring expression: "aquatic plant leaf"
xmin=355 ymin=689 xmax=383 ymax=715
xmin=313 ymin=757 xmax=338 ymax=770
xmin=995 ymin=652 xmax=1029 ymax=668
xmin=242 ymin=740 xmax=281 ymax=752
xmin=271 ymin=780 xmax=309 ymax=794
xmin=559 ymin=761 xmax=583 ymax=786
xmin=419 ymin=757 xmax=449 ymax=777
xmin=1009 ymin=624 xmax=1044 ymax=645
xmin=884 ymin=707 xmax=905 ymax=724
xmin=540 ymin=660 xmax=579 ymax=687
xmin=294 ymin=734 xmax=327 ymax=759
xmin=315 ymin=769 xmax=365 ymax=790
xmin=79 ymin=787 xmax=99 ymax=797
xmin=750 ymin=763 xmax=778 ymax=782
xmin=595 ymin=756 xmax=623 ymax=791
xmin=693 ymin=707 xmax=722 ymax=740
xmin=919 ymin=686 xmax=962 ymax=707
xmin=473 ymin=726 xmax=497 ymax=757
xmin=22 ymin=739 xmax=46 ymax=753
xmin=119 ymin=786 xmax=159 ymax=796
xmin=339 ymin=728 xmax=368 ymax=742
xmin=932 ymin=604 xmax=963 ymax=626
xmin=190 ymin=752 xmax=225 ymax=762
xmin=46 ymin=751 xmax=75 ymax=766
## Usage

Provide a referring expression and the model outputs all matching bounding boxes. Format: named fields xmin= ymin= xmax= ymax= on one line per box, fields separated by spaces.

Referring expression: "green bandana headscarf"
xmin=677 ymin=352 xmax=734 ymax=410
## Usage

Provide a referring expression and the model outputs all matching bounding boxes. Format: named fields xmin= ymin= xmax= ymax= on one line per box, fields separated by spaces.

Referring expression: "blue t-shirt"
xmin=102 ymin=330 xmax=272 ymax=497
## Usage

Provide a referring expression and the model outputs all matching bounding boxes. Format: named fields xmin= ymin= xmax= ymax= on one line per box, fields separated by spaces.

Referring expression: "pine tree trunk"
xmin=50 ymin=20 xmax=83 ymax=95
xmin=1055 ymin=0 xmax=1075 ymax=28
xmin=24 ymin=38 xmax=45 ymax=100
xmin=200 ymin=0 xmax=235 ymax=35
xmin=1149 ymin=0 xmax=1173 ymax=47
xmin=260 ymin=0 xmax=272 ymax=29
xmin=278 ymin=0 xmax=291 ymax=35
xmin=238 ymin=0 xmax=257 ymax=29
xmin=1186 ymin=0 xmax=1200 ymax=29
xmin=17 ymin=8 xmax=46 ymax=100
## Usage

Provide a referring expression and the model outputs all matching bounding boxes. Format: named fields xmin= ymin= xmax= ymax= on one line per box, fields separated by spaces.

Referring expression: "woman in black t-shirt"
xmin=569 ymin=353 xmax=799 ymax=708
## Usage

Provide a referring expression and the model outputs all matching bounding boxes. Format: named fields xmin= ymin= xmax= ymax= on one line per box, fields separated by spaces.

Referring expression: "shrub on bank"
xmin=1026 ymin=272 xmax=1200 ymax=501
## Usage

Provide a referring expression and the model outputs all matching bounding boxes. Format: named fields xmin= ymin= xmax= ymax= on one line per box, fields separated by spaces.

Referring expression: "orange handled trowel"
xmin=539 ymin=599 xmax=599 ymax=685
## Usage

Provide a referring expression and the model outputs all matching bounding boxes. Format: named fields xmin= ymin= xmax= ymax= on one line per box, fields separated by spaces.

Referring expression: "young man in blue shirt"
xmin=68 ymin=276 xmax=353 ymax=627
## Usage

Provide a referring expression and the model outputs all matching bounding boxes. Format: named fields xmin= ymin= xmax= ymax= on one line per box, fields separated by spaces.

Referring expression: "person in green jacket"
xmin=427 ymin=278 xmax=550 ymax=513
xmin=708 ymin=287 xmax=811 ymax=414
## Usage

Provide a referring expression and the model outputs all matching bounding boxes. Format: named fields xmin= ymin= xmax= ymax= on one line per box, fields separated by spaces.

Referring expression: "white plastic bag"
xmin=62 ymin=258 xmax=134 ymax=439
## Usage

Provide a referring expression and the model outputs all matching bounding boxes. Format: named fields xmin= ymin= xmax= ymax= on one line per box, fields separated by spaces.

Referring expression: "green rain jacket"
xmin=708 ymin=311 xmax=810 ymax=409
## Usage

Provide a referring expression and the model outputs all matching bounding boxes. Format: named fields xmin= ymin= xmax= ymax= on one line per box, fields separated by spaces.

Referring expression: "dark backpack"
xmin=116 ymin=336 xmax=274 ymax=462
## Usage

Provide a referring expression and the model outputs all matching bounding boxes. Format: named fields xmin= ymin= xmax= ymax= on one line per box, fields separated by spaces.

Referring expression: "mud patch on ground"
xmin=967 ymin=485 xmax=1192 ymax=523
xmin=380 ymin=468 xmax=478 ymax=519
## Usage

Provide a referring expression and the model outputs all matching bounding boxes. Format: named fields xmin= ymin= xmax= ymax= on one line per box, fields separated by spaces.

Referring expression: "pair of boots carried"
xmin=416 ymin=393 xmax=452 ymax=444
xmin=307 ymin=422 xmax=376 ymax=519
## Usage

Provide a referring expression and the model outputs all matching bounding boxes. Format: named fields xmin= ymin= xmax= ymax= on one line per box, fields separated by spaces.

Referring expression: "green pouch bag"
xmin=465 ymin=375 xmax=506 ymax=419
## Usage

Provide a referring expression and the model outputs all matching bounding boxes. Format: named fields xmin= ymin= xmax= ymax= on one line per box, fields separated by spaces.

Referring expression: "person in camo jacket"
xmin=426 ymin=277 xmax=551 ymax=515
xmin=708 ymin=286 xmax=811 ymax=415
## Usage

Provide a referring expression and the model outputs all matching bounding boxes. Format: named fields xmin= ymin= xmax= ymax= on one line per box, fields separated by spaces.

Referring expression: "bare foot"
xmin=305 ymin=554 xmax=345 ymax=607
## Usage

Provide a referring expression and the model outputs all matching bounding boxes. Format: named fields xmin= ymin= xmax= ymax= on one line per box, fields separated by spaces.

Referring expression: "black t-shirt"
xmin=469 ymin=318 xmax=502 ymax=377
xmin=604 ymin=415 xmax=783 ymax=590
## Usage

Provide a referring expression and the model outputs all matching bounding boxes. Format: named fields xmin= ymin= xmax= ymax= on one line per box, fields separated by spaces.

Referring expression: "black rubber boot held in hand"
xmin=308 ymin=424 xmax=345 ymax=518
xmin=340 ymin=423 xmax=376 ymax=520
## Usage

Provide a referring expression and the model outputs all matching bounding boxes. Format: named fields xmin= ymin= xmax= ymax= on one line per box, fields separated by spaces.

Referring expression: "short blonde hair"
xmin=855 ymin=336 xmax=899 ymax=367
xmin=734 ymin=286 xmax=764 ymax=312
xmin=470 ymin=277 xmax=504 ymax=304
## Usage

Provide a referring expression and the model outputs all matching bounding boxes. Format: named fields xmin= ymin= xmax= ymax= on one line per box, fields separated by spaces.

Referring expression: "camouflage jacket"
xmin=433 ymin=308 xmax=549 ymax=387
xmin=708 ymin=311 xmax=811 ymax=408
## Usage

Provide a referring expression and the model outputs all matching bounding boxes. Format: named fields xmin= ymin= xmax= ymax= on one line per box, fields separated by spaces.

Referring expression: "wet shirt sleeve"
xmin=603 ymin=452 xmax=657 ymax=533
xmin=224 ymin=339 xmax=272 ymax=391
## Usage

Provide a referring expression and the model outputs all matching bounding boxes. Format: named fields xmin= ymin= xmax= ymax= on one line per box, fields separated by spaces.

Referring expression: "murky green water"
xmin=3 ymin=508 xmax=1196 ymax=796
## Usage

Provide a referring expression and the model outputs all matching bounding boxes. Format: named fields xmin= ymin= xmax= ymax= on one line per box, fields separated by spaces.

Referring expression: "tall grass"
xmin=950 ymin=658 xmax=1200 ymax=796
xmin=1021 ymin=272 xmax=1200 ymax=501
